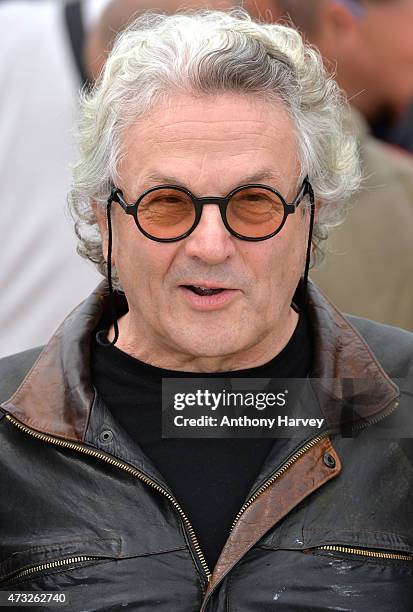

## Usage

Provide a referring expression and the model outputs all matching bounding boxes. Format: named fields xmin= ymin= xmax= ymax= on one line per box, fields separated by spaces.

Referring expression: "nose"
xmin=184 ymin=204 xmax=236 ymax=264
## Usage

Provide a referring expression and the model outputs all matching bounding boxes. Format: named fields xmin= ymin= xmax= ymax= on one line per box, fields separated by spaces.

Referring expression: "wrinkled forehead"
xmin=118 ymin=92 xmax=300 ymax=197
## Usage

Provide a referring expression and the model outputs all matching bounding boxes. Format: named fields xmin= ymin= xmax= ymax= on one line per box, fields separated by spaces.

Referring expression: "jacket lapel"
xmin=1 ymin=283 xmax=108 ymax=441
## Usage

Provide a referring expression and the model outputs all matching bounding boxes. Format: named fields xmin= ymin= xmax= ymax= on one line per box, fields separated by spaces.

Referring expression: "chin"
xmin=170 ymin=327 xmax=249 ymax=360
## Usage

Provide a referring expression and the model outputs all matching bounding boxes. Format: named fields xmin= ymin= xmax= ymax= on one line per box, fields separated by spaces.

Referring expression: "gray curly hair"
xmin=69 ymin=9 xmax=360 ymax=286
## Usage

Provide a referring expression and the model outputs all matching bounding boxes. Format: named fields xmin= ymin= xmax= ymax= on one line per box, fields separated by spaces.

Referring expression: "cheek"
xmin=247 ymin=229 xmax=306 ymax=296
xmin=112 ymin=219 xmax=138 ymax=275
xmin=112 ymin=222 xmax=179 ymax=300
xmin=271 ymin=218 xmax=308 ymax=265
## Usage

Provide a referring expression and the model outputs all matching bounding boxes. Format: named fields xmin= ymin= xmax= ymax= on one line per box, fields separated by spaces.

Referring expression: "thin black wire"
xmin=291 ymin=183 xmax=315 ymax=313
xmin=106 ymin=201 xmax=119 ymax=345
xmin=303 ymin=183 xmax=315 ymax=299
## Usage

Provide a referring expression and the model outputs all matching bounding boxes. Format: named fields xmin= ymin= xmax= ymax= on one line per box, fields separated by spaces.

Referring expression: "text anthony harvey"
xmin=174 ymin=415 xmax=325 ymax=428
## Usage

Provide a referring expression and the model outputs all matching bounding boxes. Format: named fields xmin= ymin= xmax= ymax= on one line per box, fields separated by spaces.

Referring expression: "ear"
xmin=91 ymin=199 xmax=111 ymax=264
xmin=314 ymin=1 xmax=360 ymax=59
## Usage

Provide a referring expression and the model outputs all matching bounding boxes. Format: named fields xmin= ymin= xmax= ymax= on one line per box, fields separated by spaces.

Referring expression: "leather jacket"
xmin=1 ymin=282 xmax=412 ymax=611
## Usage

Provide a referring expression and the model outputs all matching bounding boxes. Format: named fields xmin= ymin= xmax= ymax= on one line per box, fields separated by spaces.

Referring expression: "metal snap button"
xmin=99 ymin=429 xmax=114 ymax=444
xmin=323 ymin=452 xmax=336 ymax=469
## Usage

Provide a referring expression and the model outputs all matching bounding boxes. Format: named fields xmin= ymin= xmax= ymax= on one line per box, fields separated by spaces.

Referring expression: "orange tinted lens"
xmin=227 ymin=187 xmax=285 ymax=237
xmin=137 ymin=189 xmax=195 ymax=239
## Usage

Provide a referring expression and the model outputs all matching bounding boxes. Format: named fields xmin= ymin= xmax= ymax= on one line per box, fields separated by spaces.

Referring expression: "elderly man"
xmin=0 ymin=10 xmax=412 ymax=611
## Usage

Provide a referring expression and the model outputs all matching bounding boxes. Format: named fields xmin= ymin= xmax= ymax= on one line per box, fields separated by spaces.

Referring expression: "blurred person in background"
xmin=308 ymin=0 xmax=413 ymax=125
xmin=270 ymin=0 xmax=413 ymax=330
xmin=309 ymin=0 xmax=413 ymax=154
xmin=0 ymin=0 xmax=107 ymax=358
xmin=0 ymin=0 xmax=235 ymax=359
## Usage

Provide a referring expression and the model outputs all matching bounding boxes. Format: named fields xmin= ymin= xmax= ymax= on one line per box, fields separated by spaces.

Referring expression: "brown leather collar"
xmin=1 ymin=281 xmax=399 ymax=441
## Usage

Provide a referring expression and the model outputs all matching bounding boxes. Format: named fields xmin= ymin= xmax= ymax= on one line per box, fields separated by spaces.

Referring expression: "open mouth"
xmin=179 ymin=284 xmax=239 ymax=310
xmin=183 ymin=285 xmax=226 ymax=296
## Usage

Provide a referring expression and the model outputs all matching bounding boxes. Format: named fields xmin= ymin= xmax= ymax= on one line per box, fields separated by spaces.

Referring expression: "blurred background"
xmin=1 ymin=0 xmax=413 ymax=358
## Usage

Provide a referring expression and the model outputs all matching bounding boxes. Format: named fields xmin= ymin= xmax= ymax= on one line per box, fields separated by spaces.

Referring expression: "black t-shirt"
xmin=91 ymin=313 xmax=312 ymax=570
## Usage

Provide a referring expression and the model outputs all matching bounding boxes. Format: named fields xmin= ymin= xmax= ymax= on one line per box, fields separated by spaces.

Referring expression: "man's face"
xmin=349 ymin=0 xmax=413 ymax=115
xmin=99 ymin=93 xmax=308 ymax=371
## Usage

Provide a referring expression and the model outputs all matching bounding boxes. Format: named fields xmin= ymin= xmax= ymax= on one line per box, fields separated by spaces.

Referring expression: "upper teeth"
xmin=188 ymin=285 xmax=224 ymax=294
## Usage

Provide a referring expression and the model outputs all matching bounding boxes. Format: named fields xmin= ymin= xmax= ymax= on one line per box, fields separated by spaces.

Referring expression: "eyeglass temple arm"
xmin=292 ymin=175 xmax=313 ymax=205
xmin=108 ymin=187 xmax=130 ymax=212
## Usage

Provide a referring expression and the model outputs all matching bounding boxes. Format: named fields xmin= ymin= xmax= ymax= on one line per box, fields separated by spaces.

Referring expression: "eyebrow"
xmin=139 ymin=169 xmax=285 ymax=193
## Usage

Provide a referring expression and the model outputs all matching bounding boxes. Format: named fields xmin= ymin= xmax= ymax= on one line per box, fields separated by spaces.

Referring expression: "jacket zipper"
xmin=316 ymin=545 xmax=413 ymax=561
xmin=230 ymin=396 xmax=400 ymax=532
xmin=197 ymin=432 xmax=334 ymax=612
xmin=4 ymin=414 xmax=211 ymax=583
xmin=230 ymin=432 xmax=329 ymax=531
xmin=2 ymin=556 xmax=101 ymax=585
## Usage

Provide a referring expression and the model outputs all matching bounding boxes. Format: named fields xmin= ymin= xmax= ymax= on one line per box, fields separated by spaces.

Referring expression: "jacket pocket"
xmin=0 ymin=536 xmax=121 ymax=587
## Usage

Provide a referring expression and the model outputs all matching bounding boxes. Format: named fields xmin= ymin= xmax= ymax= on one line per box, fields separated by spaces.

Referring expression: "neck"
xmin=107 ymin=308 xmax=300 ymax=373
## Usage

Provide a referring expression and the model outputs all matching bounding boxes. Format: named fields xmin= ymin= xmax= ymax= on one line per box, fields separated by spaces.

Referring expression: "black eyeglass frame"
xmin=107 ymin=176 xmax=313 ymax=242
